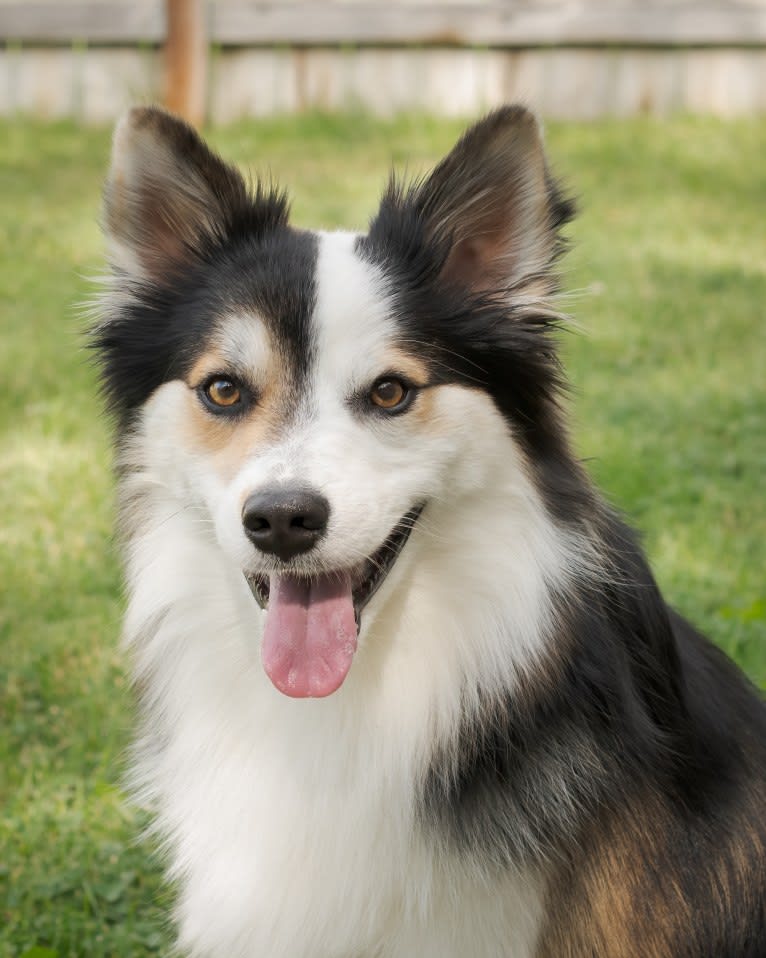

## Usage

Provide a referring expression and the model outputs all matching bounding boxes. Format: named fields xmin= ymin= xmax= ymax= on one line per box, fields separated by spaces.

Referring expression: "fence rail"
xmin=2 ymin=2 xmax=765 ymax=121
xmin=3 ymin=2 xmax=766 ymax=47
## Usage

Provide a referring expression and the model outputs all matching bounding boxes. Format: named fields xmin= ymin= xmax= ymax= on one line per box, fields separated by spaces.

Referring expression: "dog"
xmin=93 ymin=105 xmax=765 ymax=957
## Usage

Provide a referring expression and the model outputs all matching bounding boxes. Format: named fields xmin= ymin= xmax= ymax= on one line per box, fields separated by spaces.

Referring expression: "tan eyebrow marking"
xmin=187 ymin=348 xmax=228 ymax=387
xmin=383 ymin=348 xmax=431 ymax=387
xmin=180 ymin=343 xmax=290 ymax=482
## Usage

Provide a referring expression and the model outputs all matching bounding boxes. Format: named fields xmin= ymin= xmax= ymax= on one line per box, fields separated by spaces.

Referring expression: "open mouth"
xmin=244 ymin=505 xmax=424 ymax=699
xmin=244 ymin=504 xmax=424 ymax=624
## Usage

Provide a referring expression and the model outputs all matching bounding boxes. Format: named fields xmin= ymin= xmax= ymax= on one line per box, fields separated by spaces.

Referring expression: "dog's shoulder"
xmin=539 ymin=609 xmax=766 ymax=958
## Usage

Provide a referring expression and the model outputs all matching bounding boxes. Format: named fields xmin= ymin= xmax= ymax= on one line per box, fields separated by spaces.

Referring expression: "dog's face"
xmin=96 ymin=107 xmax=573 ymax=698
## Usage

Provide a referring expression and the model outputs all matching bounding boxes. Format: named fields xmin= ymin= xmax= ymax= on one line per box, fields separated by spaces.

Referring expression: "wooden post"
xmin=164 ymin=0 xmax=208 ymax=127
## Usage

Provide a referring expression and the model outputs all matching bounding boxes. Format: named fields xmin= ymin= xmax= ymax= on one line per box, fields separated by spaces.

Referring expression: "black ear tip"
xmin=112 ymin=104 xmax=199 ymax=158
xmin=115 ymin=104 xmax=168 ymax=139
xmin=493 ymin=103 xmax=538 ymax=123
xmin=504 ymin=106 xmax=544 ymax=144
xmin=124 ymin=104 xmax=162 ymax=127
xmin=480 ymin=104 xmax=540 ymax=133
xmin=457 ymin=104 xmax=544 ymax=159
xmin=120 ymin=103 xmax=186 ymax=128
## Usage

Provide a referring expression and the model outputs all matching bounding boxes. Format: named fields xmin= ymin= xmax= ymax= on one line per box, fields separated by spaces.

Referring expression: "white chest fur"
xmin=124 ymin=504 xmax=548 ymax=958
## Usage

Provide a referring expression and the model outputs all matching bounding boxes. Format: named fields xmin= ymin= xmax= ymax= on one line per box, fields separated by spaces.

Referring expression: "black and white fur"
xmin=94 ymin=106 xmax=766 ymax=957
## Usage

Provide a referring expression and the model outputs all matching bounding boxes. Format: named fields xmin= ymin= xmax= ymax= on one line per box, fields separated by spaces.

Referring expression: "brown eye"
xmin=370 ymin=377 xmax=410 ymax=412
xmin=204 ymin=378 xmax=242 ymax=409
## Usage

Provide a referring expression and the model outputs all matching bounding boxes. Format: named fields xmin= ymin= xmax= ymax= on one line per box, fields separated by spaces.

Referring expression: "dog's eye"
xmin=369 ymin=377 xmax=411 ymax=413
xmin=201 ymin=377 xmax=244 ymax=412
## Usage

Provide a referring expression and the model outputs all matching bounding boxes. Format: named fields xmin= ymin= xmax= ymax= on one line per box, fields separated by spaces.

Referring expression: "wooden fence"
xmin=2 ymin=2 xmax=766 ymax=122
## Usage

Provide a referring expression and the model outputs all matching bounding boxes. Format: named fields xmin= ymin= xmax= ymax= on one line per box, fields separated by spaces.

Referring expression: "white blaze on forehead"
xmin=312 ymin=230 xmax=398 ymax=395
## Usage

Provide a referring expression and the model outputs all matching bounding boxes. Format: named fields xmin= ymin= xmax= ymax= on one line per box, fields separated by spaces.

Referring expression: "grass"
xmin=0 ymin=112 xmax=764 ymax=957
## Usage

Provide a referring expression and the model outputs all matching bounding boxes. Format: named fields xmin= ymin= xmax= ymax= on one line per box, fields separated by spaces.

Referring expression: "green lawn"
xmin=1 ymin=113 xmax=764 ymax=957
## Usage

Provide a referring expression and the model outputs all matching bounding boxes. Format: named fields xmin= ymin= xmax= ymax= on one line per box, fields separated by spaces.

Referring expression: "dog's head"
xmin=95 ymin=106 xmax=574 ymax=698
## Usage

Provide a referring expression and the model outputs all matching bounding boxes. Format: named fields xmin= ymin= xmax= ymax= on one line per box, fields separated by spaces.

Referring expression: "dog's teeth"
xmin=245 ymin=574 xmax=270 ymax=610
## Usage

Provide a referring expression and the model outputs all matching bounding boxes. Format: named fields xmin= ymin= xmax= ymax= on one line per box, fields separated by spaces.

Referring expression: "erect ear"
xmin=414 ymin=106 xmax=573 ymax=295
xmin=103 ymin=106 xmax=284 ymax=283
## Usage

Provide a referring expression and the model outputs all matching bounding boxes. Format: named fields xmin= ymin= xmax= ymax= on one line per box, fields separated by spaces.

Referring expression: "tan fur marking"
xmin=187 ymin=348 xmax=228 ymax=389
xmin=182 ymin=388 xmax=283 ymax=483
xmin=182 ymin=340 xmax=288 ymax=482
xmin=411 ymin=393 xmax=434 ymax=430
xmin=539 ymin=782 xmax=766 ymax=958
xmin=581 ymin=797 xmax=692 ymax=958
xmin=377 ymin=347 xmax=438 ymax=428
xmin=384 ymin=348 xmax=430 ymax=388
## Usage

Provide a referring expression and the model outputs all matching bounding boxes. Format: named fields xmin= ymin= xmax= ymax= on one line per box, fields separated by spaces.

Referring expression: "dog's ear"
xmin=413 ymin=106 xmax=572 ymax=295
xmin=103 ymin=107 xmax=284 ymax=284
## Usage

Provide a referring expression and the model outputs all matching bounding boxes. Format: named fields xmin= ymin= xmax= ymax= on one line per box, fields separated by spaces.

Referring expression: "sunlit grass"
xmin=0 ymin=113 xmax=763 ymax=957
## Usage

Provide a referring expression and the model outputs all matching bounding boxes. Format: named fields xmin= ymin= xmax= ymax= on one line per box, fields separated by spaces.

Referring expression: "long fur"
xmin=94 ymin=105 xmax=766 ymax=958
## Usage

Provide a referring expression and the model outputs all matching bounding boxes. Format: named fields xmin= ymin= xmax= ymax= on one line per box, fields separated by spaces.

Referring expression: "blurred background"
xmin=1 ymin=2 xmax=764 ymax=957
xmin=2 ymin=0 xmax=766 ymax=124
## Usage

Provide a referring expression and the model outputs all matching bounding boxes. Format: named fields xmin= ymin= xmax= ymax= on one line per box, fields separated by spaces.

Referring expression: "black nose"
xmin=242 ymin=487 xmax=330 ymax=562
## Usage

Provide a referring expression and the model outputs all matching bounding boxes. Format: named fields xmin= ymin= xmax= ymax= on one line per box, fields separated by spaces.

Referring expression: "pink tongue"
xmin=261 ymin=572 xmax=358 ymax=698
